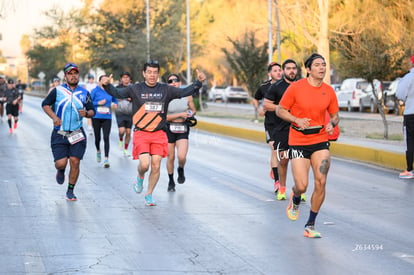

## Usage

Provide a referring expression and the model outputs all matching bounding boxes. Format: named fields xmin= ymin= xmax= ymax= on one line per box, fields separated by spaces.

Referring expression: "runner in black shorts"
xmin=165 ymin=74 xmax=196 ymax=192
xmin=5 ymin=79 xmax=20 ymax=133
xmin=115 ymin=72 xmax=133 ymax=157
xmin=252 ymin=62 xmax=282 ymax=192
xmin=0 ymin=75 xmax=6 ymax=121
xmin=264 ymin=59 xmax=300 ymax=201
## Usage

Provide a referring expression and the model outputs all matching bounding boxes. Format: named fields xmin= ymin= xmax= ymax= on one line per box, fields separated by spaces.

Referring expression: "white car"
xmin=222 ymin=86 xmax=249 ymax=103
xmin=336 ymin=78 xmax=369 ymax=111
xmin=208 ymin=85 xmax=226 ymax=102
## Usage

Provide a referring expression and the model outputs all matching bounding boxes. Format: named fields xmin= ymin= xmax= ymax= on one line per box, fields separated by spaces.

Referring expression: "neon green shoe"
xmin=304 ymin=225 xmax=322 ymax=238
xmin=301 ymin=193 xmax=307 ymax=202
xmin=276 ymin=188 xmax=286 ymax=201
xmin=286 ymin=193 xmax=300 ymax=221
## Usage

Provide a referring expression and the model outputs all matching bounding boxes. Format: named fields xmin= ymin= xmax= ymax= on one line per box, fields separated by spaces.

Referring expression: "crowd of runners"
xmin=3 ymin=52 xmax=339 ymax=239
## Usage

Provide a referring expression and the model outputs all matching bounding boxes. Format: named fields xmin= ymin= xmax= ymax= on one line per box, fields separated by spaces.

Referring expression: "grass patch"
xmin=365 ymin=133 xmax=403 ymax=141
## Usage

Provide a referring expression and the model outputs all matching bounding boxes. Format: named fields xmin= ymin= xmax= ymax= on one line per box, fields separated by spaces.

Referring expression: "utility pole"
xmin=275 ymin=0 xmax=281 ymax=64
xmin=146 ymin=0 xmax=151 ymax=61
xmin=186 ymin=0 xmax=191 ymax=83
xmin=268 ymin=0 xmax=273 ymax=64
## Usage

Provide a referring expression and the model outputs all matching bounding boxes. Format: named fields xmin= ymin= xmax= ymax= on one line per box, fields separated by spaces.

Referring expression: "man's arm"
xmin=178 ymin=69 xmax=206 ymax=97
xmin=276 ymin=105 xmax=311 ymax=129
xmin=396 ymin=75 xmax=410 ymax=101
xmin=263 ymin=98 xmax=277 ymax=112
xmin=102 ymin=83 xmax=129 ymax=99
xmin=325 ymin=112 xmax=340 ymax=135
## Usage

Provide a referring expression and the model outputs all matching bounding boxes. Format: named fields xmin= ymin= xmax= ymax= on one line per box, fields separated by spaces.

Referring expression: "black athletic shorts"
xmin=272 ymin=129 xmax=289 ymax=151
xmin=289 ymin=141 xmax=330 ymax=159
xmin=51 ymin=128 xmax=87 ymax=161
xmin=166 ymin=122 xmax=190 ymax=143
xmin=116 ymin=114 xmax=132 ymax=128
xmin=6 ymin=104 xmax=19 ymax=117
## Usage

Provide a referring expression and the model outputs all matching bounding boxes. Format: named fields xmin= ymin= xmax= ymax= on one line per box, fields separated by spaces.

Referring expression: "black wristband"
xmin=330 ymin=120 xmax=336 ymax=127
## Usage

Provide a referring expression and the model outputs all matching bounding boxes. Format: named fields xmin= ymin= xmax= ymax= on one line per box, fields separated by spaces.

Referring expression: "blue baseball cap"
xmin=64 ymin=63 xmax=79 ymax=74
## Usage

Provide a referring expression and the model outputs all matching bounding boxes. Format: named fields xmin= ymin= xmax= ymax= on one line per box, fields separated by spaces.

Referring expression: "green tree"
xmin=221 ymin=31 xmax=268 ymax=97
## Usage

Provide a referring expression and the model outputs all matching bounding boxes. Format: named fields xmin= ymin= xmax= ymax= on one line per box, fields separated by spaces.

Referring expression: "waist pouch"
xmin=291 ymin=125 xmax=323 ymax=135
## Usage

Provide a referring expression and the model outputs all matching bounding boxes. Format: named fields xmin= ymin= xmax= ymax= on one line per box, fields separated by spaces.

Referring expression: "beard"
xmin=285 ymin=74 xmax=296 ymax=82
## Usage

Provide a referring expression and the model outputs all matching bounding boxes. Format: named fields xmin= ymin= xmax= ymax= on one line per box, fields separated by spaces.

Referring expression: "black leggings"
xmin=92 ymin=118 xmax=112 ymax=157
xmin=403 ymin=114 xmax=414 ymax=171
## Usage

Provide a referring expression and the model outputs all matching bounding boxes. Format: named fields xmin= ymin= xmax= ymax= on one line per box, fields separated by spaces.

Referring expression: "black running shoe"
xmin=177 ymin=167 xmax=185 ymax=184
xmin=168 ymin=179 xmax=176 ymax=192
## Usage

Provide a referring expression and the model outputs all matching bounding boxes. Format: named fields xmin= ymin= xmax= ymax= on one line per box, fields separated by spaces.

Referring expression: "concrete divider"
xmin=195 ymin=120 xmax=404 ymax=171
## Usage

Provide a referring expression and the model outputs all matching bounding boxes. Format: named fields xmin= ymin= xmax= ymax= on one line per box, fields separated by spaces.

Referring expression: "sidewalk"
xmin=195 ymin=115 xmax=406 ymax=171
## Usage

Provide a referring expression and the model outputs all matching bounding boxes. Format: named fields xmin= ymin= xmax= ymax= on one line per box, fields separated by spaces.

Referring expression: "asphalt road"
xmin=0 ymin=95 xmax=413 ymax=274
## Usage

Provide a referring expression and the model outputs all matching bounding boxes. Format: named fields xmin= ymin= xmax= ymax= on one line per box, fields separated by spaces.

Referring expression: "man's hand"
xmin=101 ymin=74 xmax=113 ymax=86
xmin=196 ymin=69 xmax=206 ymax=82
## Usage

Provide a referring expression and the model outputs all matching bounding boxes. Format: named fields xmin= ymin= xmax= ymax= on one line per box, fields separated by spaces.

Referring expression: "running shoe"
xmin=399 ymin=170 xmax=414 ymax=179
xmin=286 ymin=193 xmax=300 ymax=221
xmin=274 ymin=180 xmax=280 ymax=194
xmin=55 ymin=169 xmax=65 ymax=185
xmin=103 ymin=159 xmax=110 ymax=168
xmin=301 ymin=193 xmax=307 ymax=202
xmin=168 ymin=180 xmax=176 ymax=192
xmin=9 ymin=128 xmax=12 ymax=134
xmin=96 ymin=152 xmax=101 ymax=163
xmin=177 ymin=167 xmax=185 ymax=184
xmin=276 ymin=187 xmax=286 ymax=201
xmin=304 ymin=225 xmax=322 ymax=238
xmin=66 ymin=190 xmax=77 ymax=201
xmin=145 ymin=194 xmax=157 ymax=206
xmin=134 ymin=178 xmax=144 ymax=193
xmin=118 ymin=140 xmax=123 ymax=149
xmin=123 ymin=149 xmax=130 ymax=157
xmin=13 ymin=122 xmax=17 ymax=129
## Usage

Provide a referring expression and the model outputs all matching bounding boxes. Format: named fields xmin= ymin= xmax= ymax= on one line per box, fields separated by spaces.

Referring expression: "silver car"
xmin=336 ymin=78 xmax=369 ymax=111
xmin=222 ymin=86 xmax=249 ymax=103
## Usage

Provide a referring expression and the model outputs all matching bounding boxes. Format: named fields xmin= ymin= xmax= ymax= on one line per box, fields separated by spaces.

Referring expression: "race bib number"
xmin=169 ymin=123 xmax=187 ymax=133
xmin=97 ymin=106 xmax=110 ymax=114
xmin=145 ymin=102 xmax=163 ymax=112
xmin=67 ymin=130 xmax=85 ymax=145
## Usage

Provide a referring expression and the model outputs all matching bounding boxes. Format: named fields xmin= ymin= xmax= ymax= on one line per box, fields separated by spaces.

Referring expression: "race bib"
xmin=169 ymin=123 xmax=187 ymax=133
xmin=145 ymin=102 xmax=163 ymax=112
xmin=97 ymin=106 xmax=110 ymax=114
xmin=67 ymin=130 xmax=85 ymax=145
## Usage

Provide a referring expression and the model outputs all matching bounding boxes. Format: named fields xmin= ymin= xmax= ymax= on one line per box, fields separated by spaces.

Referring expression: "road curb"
xmin=196 ymin=120 xmax=405 ymax=171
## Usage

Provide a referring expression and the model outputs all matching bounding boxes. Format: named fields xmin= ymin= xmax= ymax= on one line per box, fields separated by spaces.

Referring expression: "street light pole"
xmin=146 ymin=0 xmax=151 ymax=61
xmin=268 ymin=0 xmax=273 ymax=64
xmin=186 ymin=0 xmax=191 ymax=83
xmin=275 ymin=0 xmax=281 ymax=64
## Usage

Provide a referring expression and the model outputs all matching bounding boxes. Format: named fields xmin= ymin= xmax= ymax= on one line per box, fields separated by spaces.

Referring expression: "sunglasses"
xmin=146 ymin=60 xmax=159 ymax=65
xmin=167 ymin=78 xmax=180 ymax=84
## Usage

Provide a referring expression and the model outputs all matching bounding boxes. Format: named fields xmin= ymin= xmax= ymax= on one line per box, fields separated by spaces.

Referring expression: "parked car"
xmin=331 ymin=83 xmax=341 ymax=92
xmin=384 ymin=78 xmax=404 ymax=115
xmin=359 ymin=80 xmax=391 ymax=113
xmin=208 ymin=85 xmax=226 ymax=102
xmin=222 ymin=86 xmax=249 ymax=103
xmin=336 ymin=78 xmax=369 ymax=111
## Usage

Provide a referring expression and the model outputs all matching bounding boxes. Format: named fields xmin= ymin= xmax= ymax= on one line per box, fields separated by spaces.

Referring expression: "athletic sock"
xmin=8 ymin=119 xmax=12 ymax=128
xmin=305 ymin=211 xmax=318 ymax=226
xmin=68 ymin=183 xmax=75 ymax=190
xmin=124 ymin=143 xmax=129 ymax=150
xmin=293 ymin=195 xmax=301 ymax=205
xmin=168 ymin=173 xmax=174 ymax=182
xmin=272 ymin=167 xmax=279 ymax=181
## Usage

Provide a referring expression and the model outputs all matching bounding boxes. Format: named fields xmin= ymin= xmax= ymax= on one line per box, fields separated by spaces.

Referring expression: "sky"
xmin=0 ymin=0 xmax=84 ymax=58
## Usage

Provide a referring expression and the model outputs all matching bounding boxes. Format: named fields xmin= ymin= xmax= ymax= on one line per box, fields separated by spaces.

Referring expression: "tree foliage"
xmin=221 ymin=31 xmax=268 ymax=96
